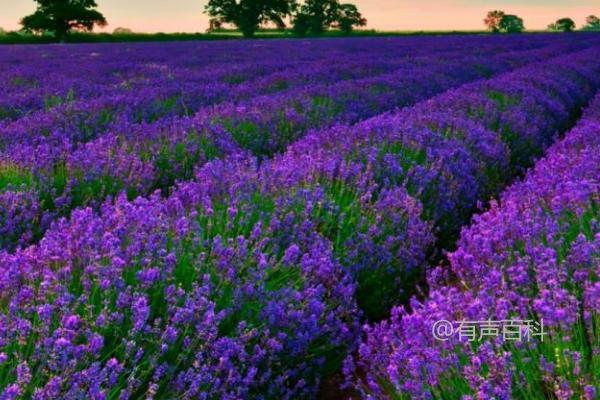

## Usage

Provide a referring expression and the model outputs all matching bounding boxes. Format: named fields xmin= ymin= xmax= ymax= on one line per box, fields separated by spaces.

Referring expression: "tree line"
xmin=13 ymin=0 xmax=366 ymax=40
xmin=6 ymin=0 xmax=600 ymax=41
xmin=485 ymin=10 xmax=600 ymax=33
xmin=205 ymin=0 xmax=366 ymax=37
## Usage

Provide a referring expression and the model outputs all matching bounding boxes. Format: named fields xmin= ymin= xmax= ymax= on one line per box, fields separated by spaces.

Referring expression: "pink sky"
xmin=1 ymin=0 xmax=598 ymax=32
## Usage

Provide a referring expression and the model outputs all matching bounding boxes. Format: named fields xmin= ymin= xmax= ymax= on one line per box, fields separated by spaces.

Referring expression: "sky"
xmin=0 ymin=0 xmax=598 ymax=33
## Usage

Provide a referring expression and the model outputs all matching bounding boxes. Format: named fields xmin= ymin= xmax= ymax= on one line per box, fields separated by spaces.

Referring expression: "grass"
xmin=1 ymin=29 xmax=596 ymax=45
xmin=0 ymin=162 xmax=34 ymax=192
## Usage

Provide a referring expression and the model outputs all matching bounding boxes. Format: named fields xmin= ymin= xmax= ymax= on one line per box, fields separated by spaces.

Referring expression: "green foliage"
xmin=292 ymin=12 xmax=311 ymax=36
xmin=583 ymin=15 xmax=600 ymax=31
xmin=294 ymin=0 xmax=339 ymax=34
xmin=499 ymin=14 xmax=525 ymax=33
xmin=0 ymin=163 xmax=34 ymax=192
xmin=20 ymin=0 xmax=107 ymax=41
xmin=484 ymin=10 xmax=525 ymax=33
xmin=548 ymin=18 xmax=575 ymax=32
xmin=293 ymin=0 xmax=366 ymax=35
xmin=204 ymin=0 xmax=296 ymax=38
xmin=43 ymin=88 xmax=76 ymax=110
xmin=334 ymin=3 xmax=366 ymax=34
xmin=152 ymin=132 xmax=222 ymax=192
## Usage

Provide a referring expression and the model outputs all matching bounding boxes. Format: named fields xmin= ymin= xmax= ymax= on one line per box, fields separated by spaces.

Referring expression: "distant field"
xmin=0 ymin=28 xmax=572 ymax=44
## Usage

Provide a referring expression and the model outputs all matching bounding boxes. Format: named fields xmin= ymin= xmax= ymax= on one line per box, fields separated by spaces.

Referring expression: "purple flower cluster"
xmin=347 ymin=92 xmax=600 ymax=399
xmin=0 ymin=189 xmax=360 ymax=398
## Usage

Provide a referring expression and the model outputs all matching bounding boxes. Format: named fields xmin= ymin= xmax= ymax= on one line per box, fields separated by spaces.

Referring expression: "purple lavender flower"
xmin=349 ymin=92 xmax=600 ymax=399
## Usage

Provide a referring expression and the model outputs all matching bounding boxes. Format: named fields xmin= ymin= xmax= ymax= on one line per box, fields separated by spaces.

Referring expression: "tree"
xmin=583 ymin=15 xmax=600 ymax=31
xmin=498 ymin=14 xmax=524 ymax=33
xmin=20 ymin=0 xmax=107 ymax=41
xmin=295 ymin=0 xmax=339 ymax=34
xmin=549 ymin=17 xmax=575 ymax=32
xmin=292 ymin=0 xmax=365 ymax=35
xmin=334 ymin=3 xmax=366 ymax=34
xmin=484 ymin=10 xmax=505 ymax=33
xmin=204 ymin=0 xmax=296 ymax=38
xmin=207 ymin=18 xmax=224 ymax=32
xmin=292 ymin=12 xmax=311 ymax=36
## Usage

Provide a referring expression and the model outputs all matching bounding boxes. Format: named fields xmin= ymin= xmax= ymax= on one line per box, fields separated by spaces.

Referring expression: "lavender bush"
xmin=346 ymin=92 xmax=600 ymax=399
xmin=0 ymin=188 xmax=361 ymax=398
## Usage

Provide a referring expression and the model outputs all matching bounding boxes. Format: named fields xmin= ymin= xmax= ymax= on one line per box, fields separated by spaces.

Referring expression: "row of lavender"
xmin=0 ymin=39 xmax=475 ymax=250
xmin=1 ymin=46 xmax=599 ymax=398
xmin=0 ymin=35 xmax=573 ymax=120
xmin=346 ymin=91 xmax=600 ymax=400
xmin=202 ymin=46 xmax=600 ymax=321
xmin=2 ymin=37 xmax=598 ymax=252
xmin=0 ymin=38 xmax=410 ymax=119
xmin=2 ymin=35 xmax=552 ymax=125
xmin=5 ymin=36 xmax=586 ymax=152
xmin=0 ymin=44 xmax=433 ymax=140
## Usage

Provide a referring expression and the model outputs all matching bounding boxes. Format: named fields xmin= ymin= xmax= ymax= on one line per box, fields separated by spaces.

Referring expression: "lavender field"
xmin=0 ymin=35 xmax=599 ymax=399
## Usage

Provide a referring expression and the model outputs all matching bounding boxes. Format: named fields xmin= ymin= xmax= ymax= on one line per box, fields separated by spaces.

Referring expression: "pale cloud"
xmin=1 ymin=1 xmax=598 ymax=32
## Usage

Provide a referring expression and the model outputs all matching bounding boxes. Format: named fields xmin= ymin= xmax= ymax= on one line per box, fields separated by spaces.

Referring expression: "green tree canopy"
xmin=484 ymin=11 xmax=524 ymax=33
xmin=20 ymin=0 xmax=107 ymax=41
xmin=549 ymin=17 xmax=575 ymax=32
xmin=204 ymin=0 xmax=296 ymax=38
xmin=583 ymin=15 xmax=600 ymax=31
xmin=292 ymin=0 xmax=365 ymax=36
xmin=334 ymin=3 xmax=366 ymax=34
xmin=499 ymin=14 xmax=524 ymax=33
xmin=295 ymin=0 xmax=339 ymax=34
